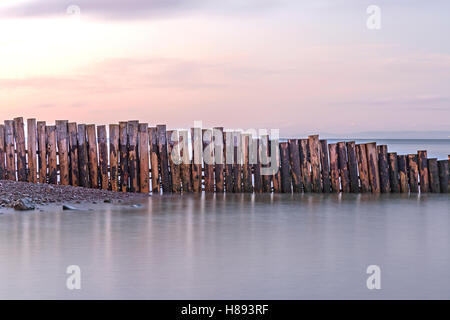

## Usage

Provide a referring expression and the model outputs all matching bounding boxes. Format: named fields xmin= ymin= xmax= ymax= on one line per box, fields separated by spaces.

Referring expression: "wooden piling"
xmin=138 ymin=123 xmax=150 ymax=193
xmin=119 ymin=122 xmax=129 ymax=192
xmin=13 ymin=117 xmax=27 ymax=182
xmin=366 ymin=143 xmax=380 ymax=193
xmin=55 ymin=120 xmax=69 ymax=185
xmin=356 ymin=144 xmax=370 ymax=193
xmin=157 ymin=125 xmax=170 ymax=193
xmin=233 ymin=132 xmax=243 ymax=193
xmin=203 ymin=129 xmax=215 ymax=193
xmin=397 ymin=155 xmax=409 ymax=193
xmin=260 ymin=134 xmax=272 ymax=193
xmin=214 ymin=127 xmax=225 ymax=193
xmin=0 ymin=125 xmax=5 ymax=180
xmin=377 ymin=145 xmax=390 ymax=193
xmin=280 ymin=142 xmax=292 ymax=193
xmin=308 ymin=135 xmax=321 ymax=192
xmin=242 ymin=134 xmax=252 ymax=193
xmin=346 ymin=141 xmax=359 ymax=193
xmin=109 ymin=124 xmax=120 ymax=192
xmin=337 ymin=142 xmax=350 ymax=193
xmin=319 ymin=140 xmax=331 ymax=193
xmin=37 ymin=121 xmax=47 ymax=184
xmin=223 ymin=131 xmax=234 ymax=192
xmin=86 ymin=124 xmax=99 ymax=189
xmin=167 ymin=130 xmax=181 ymax=193
xmin=388 ymin=152 xmax=400 ymax=193
xmin=428 ymin=158 xmax=440 ymax=193
xmin=67 ymin=122 xmax=79 ymax=186
xmin=191 ymin=127 xmax=202 ymax=193
xmin=179 ymin=130 xmax=192 ymax=193
xmin=438 ymin=160 xmax=449 ymax=193
xmin=253 ymin=138 xmax=263 ymax=193
xmin=97 ymin=125 xmax=109 ymax=190
xmin=288 ymin=139 xmax=302 ymax=193
xmin=46 ymin=125 xmax=58 ymax=185
xmin=299 ymin=139 xmax=312 ymax=192
xmin=408 ymin=154 xmax=419 ymax=193
xmin=27 ymin=119 xmax=37 ymax=183
xmin=127 ymin=121 xmax=139 ymax=192
xmin=77 ymin=124 xmax=89 ymax=188
xmin=149 ymin=127 xmax=160 ymax=194
xmin=271 ymin=140 xmax=281 ymax=193
xmin=328 ymin=143 xmax=340 ymax=192
xmin=417 ymin=151 xmax=429 ymax=193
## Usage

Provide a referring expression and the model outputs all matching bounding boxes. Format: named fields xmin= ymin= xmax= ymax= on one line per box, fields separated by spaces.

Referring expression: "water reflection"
xmin=0 ymin=193 xmax=449 ymax=299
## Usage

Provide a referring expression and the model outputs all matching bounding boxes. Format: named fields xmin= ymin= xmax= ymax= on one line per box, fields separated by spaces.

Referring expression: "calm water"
xmin=1 ymin=193 xmax=450 ymax=300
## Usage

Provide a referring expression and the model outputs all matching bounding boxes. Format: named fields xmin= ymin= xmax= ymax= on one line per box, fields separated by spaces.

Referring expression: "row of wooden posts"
xmin=0 ymin=117 xmax=449 ymax=194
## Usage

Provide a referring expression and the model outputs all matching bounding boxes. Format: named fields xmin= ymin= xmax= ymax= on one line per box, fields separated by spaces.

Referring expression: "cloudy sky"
xmin=0 ymin=0 xmax=449 ymax=136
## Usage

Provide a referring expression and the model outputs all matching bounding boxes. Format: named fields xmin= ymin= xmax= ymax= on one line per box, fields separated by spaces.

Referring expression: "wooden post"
xmin=0 ymin=125 xmax=5 ymax=180
xmin=4 ymin=121 xmax=15 ymax=181
xmin=288 ymin=139 xmax=302 ymax=193
xmin=346 ymin=141 xmax=359 ymax=193
xmin=179 ymin=130 xmax=191 ymax=193
xmin=337 ymin=142 xmax=350 ymax=193
xmin=97 ymin=125 xmax=109 ymax=190
xmin=157 ymin=125 xmax=170 ymax=193
xmin=328 ymin=143 xmax=340 ymax=192
xmin=253 ymin=138 xmax=263 ymax=193
xmin=27 ymin=119 xmax=37 ymax=183
xmin=119 ymin=122 xmax=129 ymax=192
xmin=438 ymin=160 xmax=449 ymax=193
xmin=366 ymin=143 xmax=380 ymax=193
xmin=397 ymin=155 xmax=409 ymax=193
xmin=13 ymin=117 xmax=27 ymax=182
xmin=388 ymin=152 xmax=400 ymax=193
xmin=271 ymin=140 xmax=281 ymax=193
xmin=46 ymin=125 xmax=58 ymax=185
xmin=213 ymin=127 xmax=225 ymax=193
xmin=299 ymin=139 xmax=312 ymax=192
xmin=127 ymin=121 xmax=139 ymax=192
xmin=67 ymin=122 xmax=79 ymax=186
xmin=233 ymin=132 xmax=243 ymax=193
xmin=202 ymin=129 xmax=215 ymax=193
xmin=242 ymin=134 xmax=252 ymax=193
xmin=417 ymin=151 xmax=429 ymax=193
xmin=86 ymin=124 xmax=99 ymax=189
xmin=308 ymin=135 xmax=321 ymax=192
xmin=109 ymin=124 xmax=120 ymax=191
xmin=280 ymin=142 xmax=292 ymax=193
xmin=191 ymin=127 xmax=202 ymax=193
xmin=319 ymin=140 xmax=331 ymax=193
xmin=77 ymin=124 xmax=89 ymax=188
xmin=223 ymin=131 xmax=233 ymax=192
xmin=356 ymin=144 xmax=370 ymax=193
xmin=37 ymin=121 xmax=47 ymax=184
xmin=138 ymin=123 xmax=150 ymax=193
xmin=408 ymin=154 xmax=419 ymax=193
xmin=428 ymin=159 xmax=440 ymax=193
xmin=377 ymin=145 xmax=390 ymax=193
xmin=55 ymin=120 xmax=69 ymax=185
xmin=260 ymin=134 xmax=272 ymax=193
xmin=149 ymin=127 xmax=160 ymax=194
xmin=167 ymin=130 xmax=181 ymax=193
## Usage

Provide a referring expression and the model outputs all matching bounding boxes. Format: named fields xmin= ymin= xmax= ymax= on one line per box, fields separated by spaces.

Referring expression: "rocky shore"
xmin=0 ymin=180 xmax=149 ymax=210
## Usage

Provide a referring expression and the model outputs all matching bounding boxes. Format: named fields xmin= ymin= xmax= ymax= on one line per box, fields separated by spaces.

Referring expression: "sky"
xmin=0 ymin=0 xmax=449 ymax=137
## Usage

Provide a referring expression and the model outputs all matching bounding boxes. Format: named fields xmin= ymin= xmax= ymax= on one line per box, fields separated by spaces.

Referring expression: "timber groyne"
xmin=0 ymin=117 xmax=449 ymax=194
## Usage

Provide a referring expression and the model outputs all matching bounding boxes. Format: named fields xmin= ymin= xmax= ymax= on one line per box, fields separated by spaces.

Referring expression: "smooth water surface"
xmin=1 ymin=193 xmax=449 ymax=299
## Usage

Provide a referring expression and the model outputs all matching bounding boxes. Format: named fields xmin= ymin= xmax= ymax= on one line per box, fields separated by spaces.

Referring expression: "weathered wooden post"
xmin=428 ymin=158 xmax=440 ymax=193
xmin=86 ymin=124 xmax=99 ymax=188
xmin=109 ymin=124 xmax=120 ymax=192
xmin=77 ymin=124 xmax=89 ymax=188
xmin=417 ymin=150 xmax=429 ymax=193
xmin=346 ymin=141 xmax=359 ymax=193
xmin=356 ymin=144 xmax=370 ymax=192
xmin=337 ymin=142 xmax=350 ymax=193
xmin=67 ymin=122 xmax=79 ymax=186
xmin=408 ymin=154 xmax=419 ymax=193
xmin=388 ymin=152 xmax=400 ymax=193
xmin=119 ymin=122 xmax=129 ymax=192
xmin=377 ymin=145 xmax=390 ymax=193
xmin=366 ymin=143 xmax=380 ymax=193
xmin=288 ymin=139 xmax=302 ymax=193
xmin=138 ymin=123 xmax=150 ymax=193
xmin=14 ymin=117 xmax=27 ymax=182
xmin=46 ymin=125 xmax=58 ymax=185
xmin=27 ymin=119 xmax=37 ymax=184
xmin=319 ymin=140 xmax=331 ymax=193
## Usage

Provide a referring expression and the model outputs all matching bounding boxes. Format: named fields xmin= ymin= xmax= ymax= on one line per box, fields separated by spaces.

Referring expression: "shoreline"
xmin=0 ymin=180 xmax=149 ymax=211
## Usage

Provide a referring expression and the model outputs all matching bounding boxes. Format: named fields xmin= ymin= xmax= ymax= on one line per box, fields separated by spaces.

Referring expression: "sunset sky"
xmin=1 ymin=0 xmax=449 ymax=137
